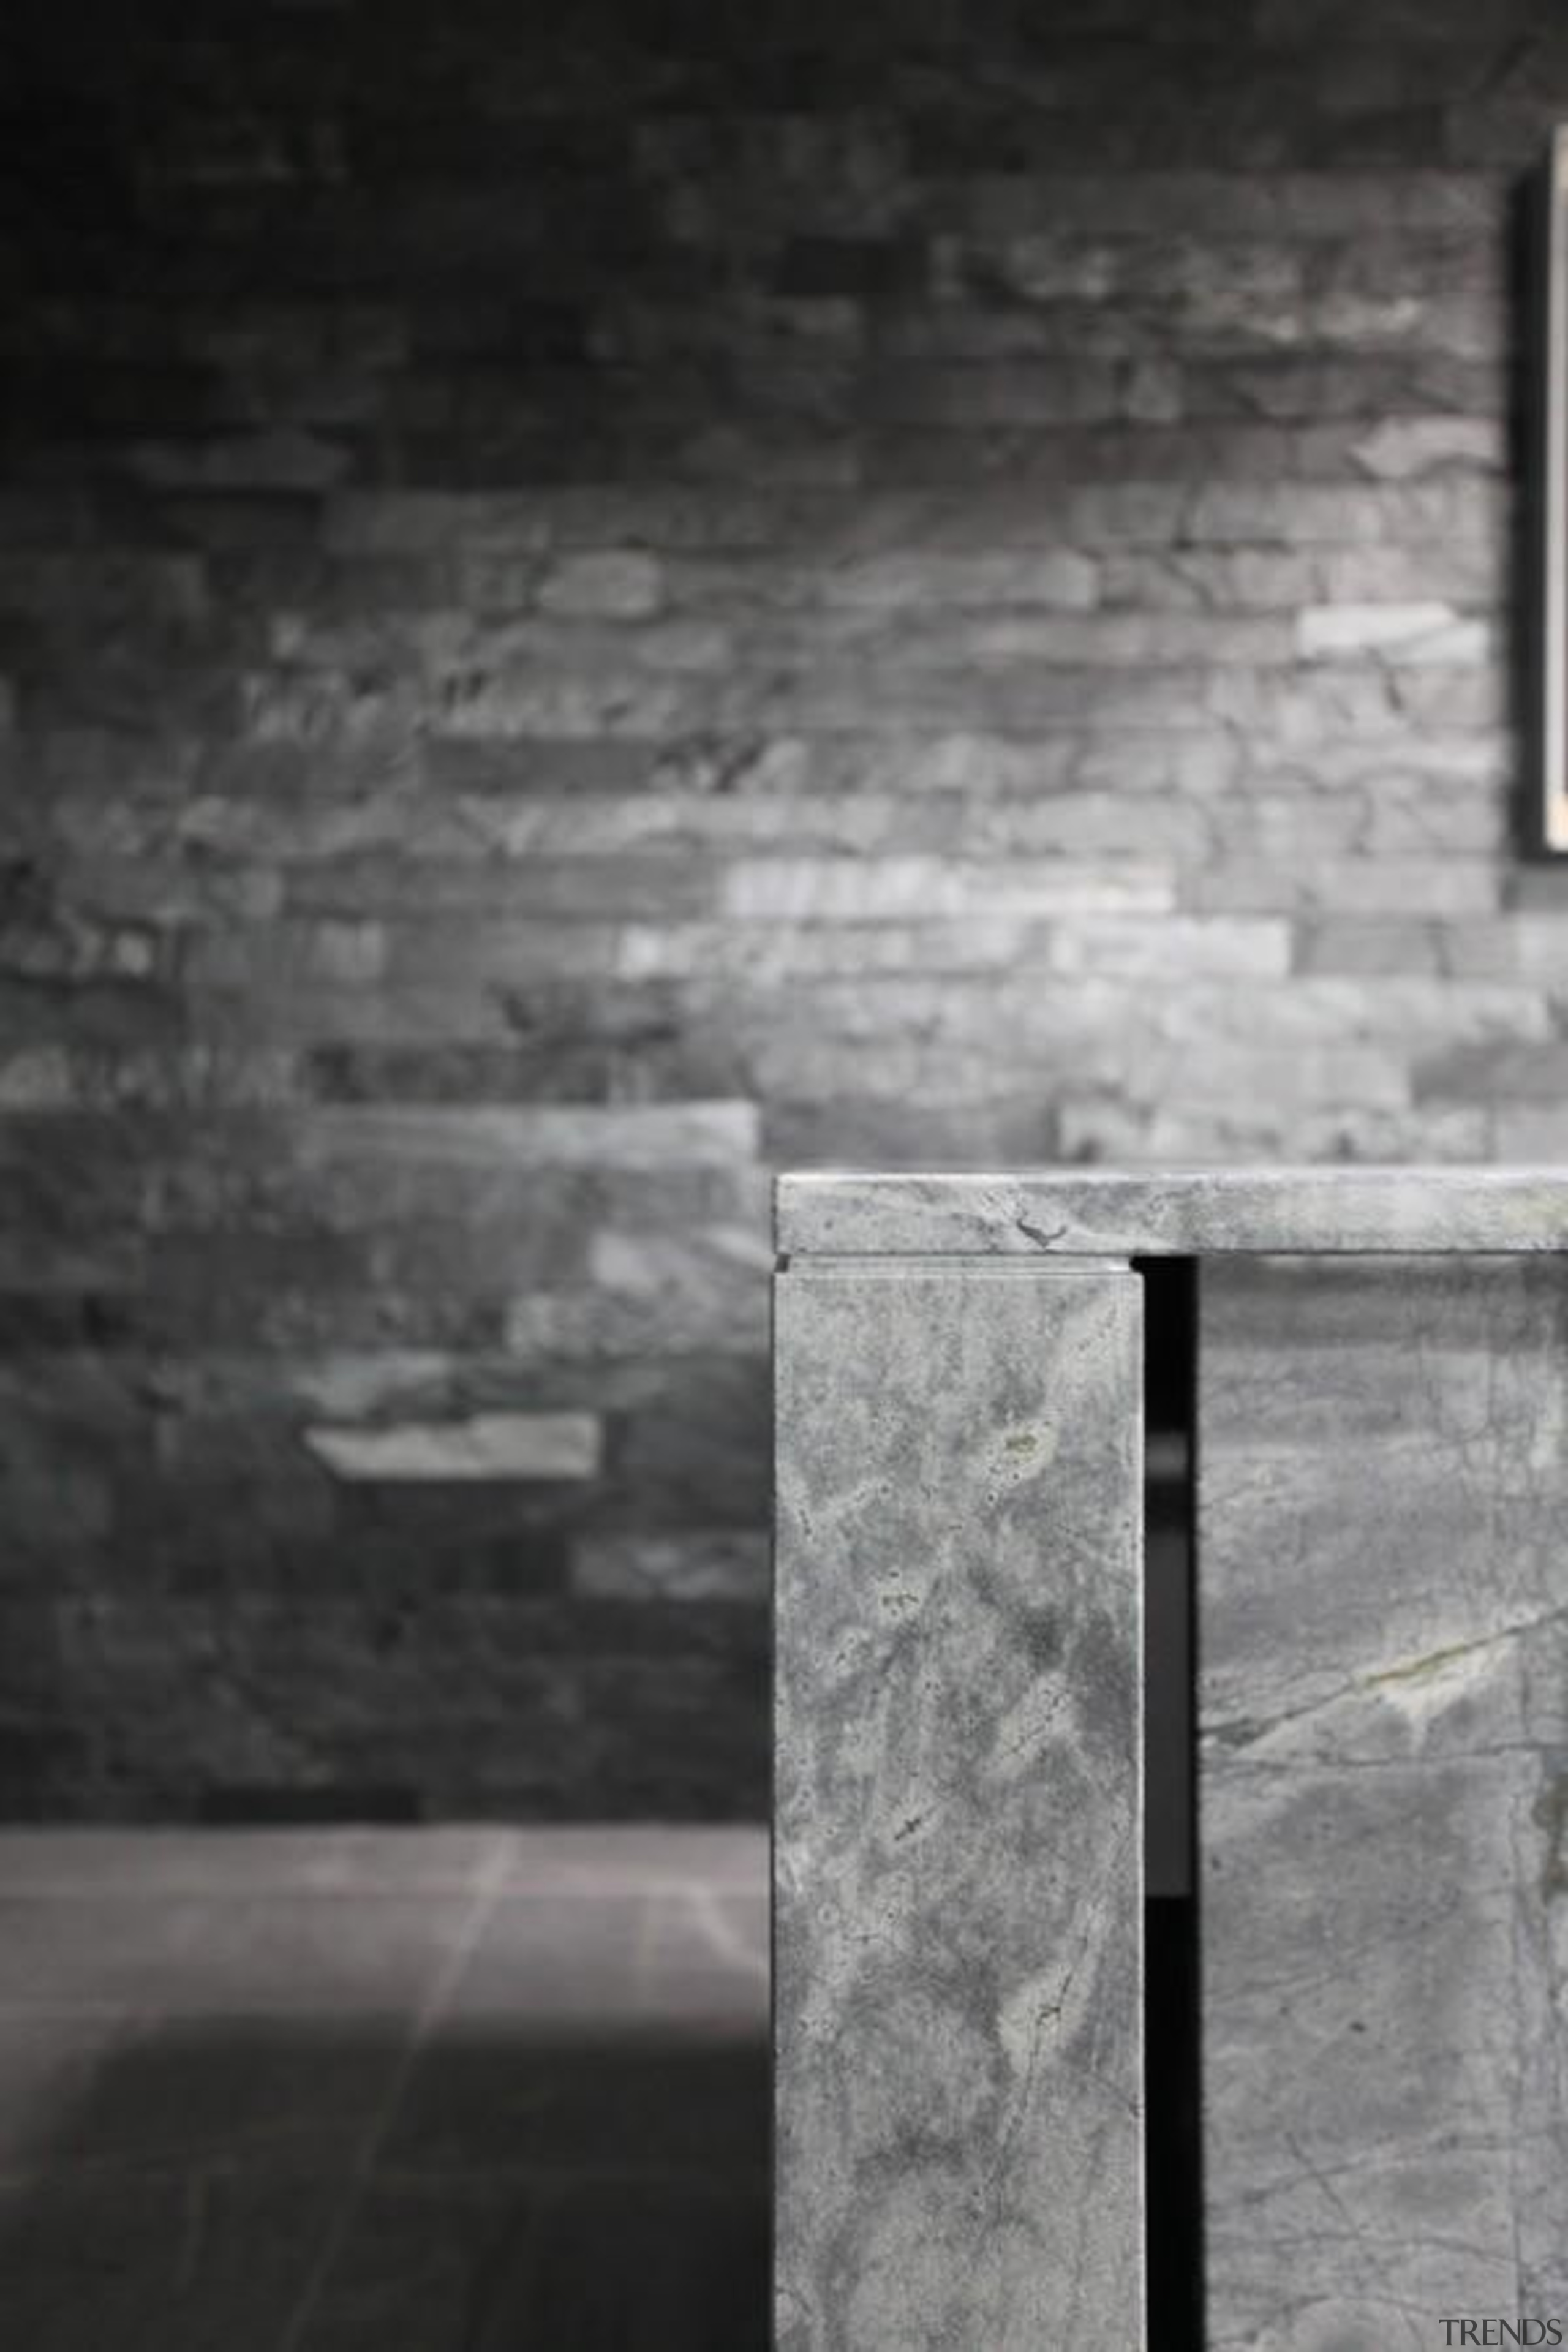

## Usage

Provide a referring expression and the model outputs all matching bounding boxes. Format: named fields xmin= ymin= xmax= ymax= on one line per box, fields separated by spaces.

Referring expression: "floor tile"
xmin=0 ymin=2013 xmax=141 ymax=2175
xmin=380 ymin=2029 xmax=768 ymax=2176
xmin=0 ymin=1895 xmax=464 ymax=2015
xmin=0 ymin=1828 xmax=509 ymax=1900
xmin=0 ymin=2169 xmax=331 ymax=2352
xmin=0 ymin=1827 xmax=774 ymax=2347
xmin=297 ymin=2176 xmax=768 ymax=2352
xmin=639 ymin=1888 xmax=769 ymax=2024
xmin=0 ymin=2016 xmax=403 ymax=2174
xmin=290 ymin=2182 xmax=530 ymax=2352
xmin=437 ymin=1894 xmax=651 ymax=2029
xmin=501 ymin=1825 xmax=767 ymax=1898
xmin=439 ymin=1891 xmax=768 ymax=2032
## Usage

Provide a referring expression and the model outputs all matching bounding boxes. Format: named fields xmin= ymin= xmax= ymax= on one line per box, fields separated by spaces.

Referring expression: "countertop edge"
xmin=774 ymin=1165 xmax=1568 ymax=1259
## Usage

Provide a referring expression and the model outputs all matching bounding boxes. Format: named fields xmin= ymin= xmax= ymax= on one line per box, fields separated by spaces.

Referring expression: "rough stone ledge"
xmin=776 ymin=1165 xmax=1568 ymax=1259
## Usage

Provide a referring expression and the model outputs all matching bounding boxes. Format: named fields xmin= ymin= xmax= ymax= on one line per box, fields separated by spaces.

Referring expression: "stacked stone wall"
xmin=2 ymin=0 xmax=1564 ymax=1812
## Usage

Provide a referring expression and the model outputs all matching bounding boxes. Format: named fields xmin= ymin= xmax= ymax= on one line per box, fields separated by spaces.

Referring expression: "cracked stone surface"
xmin=1199 ymin=1257 xmax=1568 ymax=2352
xmin=774 ymin=1264 xmax=1144 ymax=2351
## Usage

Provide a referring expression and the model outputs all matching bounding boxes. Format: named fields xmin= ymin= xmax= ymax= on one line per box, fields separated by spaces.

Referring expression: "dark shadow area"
xmin=1145 ymin=1899 xmax=1202 ymax=2352
xmin=1139 ymin=1257 xmax=1203 ymax=2352
xmin=0 ymin=2020 xmax=771 ymax=2351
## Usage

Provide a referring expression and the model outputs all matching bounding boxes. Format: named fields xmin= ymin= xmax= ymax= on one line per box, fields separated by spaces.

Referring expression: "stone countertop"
xmin=775 ymin=1166 xmax=1568 ymax=1259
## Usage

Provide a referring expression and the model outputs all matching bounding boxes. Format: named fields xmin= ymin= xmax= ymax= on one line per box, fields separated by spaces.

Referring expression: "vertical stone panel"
xmin=1199 ymin=1257 xmax=1568 ymax=2349
xmin=774 ymin=1262 xmax=1144 ymax=2350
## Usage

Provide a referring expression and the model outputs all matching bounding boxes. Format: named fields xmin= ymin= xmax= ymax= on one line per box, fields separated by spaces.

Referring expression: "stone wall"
xmin=4 ymin=0 xmax=1566 ymax=1815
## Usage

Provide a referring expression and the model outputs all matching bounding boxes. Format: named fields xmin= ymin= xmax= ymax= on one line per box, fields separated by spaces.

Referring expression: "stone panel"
xmin=774 ymin=1263 xmax=1143 ymax=2350
xmin=1197 ymin=1258 xmax=1568 ymax=2346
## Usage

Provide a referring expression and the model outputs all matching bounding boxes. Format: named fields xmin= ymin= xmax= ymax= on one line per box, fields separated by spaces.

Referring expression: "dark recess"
xmin=1140 ymin=1257 xmax=1203 ymax=2352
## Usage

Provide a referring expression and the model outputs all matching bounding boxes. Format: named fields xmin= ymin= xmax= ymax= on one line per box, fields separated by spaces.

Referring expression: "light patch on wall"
xmin=305 ymin=1412 xmax=602 ymax=1482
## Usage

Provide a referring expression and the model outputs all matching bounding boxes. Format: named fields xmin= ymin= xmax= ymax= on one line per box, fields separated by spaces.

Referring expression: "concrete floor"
xmin=0 ymin=1826 xmax=769 ymax=2351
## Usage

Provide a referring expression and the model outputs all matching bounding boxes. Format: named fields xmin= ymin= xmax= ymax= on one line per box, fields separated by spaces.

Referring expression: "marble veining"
xmin=1199 ymin=1257 xmax=1568 ymax=2352
xmin=774 ymin=1264 xmax=1144 ymax=2351
xmin=776 ymin=1174 xmax=1568 ymax=2350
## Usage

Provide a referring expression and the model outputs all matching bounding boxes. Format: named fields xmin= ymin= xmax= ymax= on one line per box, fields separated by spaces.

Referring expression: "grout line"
xmin=271 ymin=1839 xmax=513 ymax=2352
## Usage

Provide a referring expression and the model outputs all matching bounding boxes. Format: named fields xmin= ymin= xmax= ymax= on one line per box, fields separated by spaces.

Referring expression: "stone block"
xmin=806 ymin=548 xmax=1100 ymax=611
xmin=0 ymin=550 xmax=210 ymax=623
xmin=1186 ymin=477 xmax=1498 ymax=546
xmin=1414 ymin=1036 xmax=1568 ymax=1105
xmin=1347 ymin=411 xmax=1502 ymax=478
xmin=1195 ymin=350 xmax=1504 ymax=421
xmin=878 ymin=609 xmax=1297 ymax=666
xmin=1245 ymin=728 xmax=1507 ymax=792
xmin=2 ymin=1588 xmax=496 ymax=1805
xmin=594 ymin=1355 xmax=770 ymax=1534
xmin=126 ymin=428 xmax=352 ymax=493
xmin=431 ymin=667 xmax=699 ymax=739
xmin=948 ymin=167 xmax=1496 ymax=240
xmin=763 ymin=1093 xmax=1058 ymax=1170
xmin=1186 ymin=856 xmax=1504 ymax=916
xmin=506 ymin=1222 xmax=771 ymax=1363
xmin=866 ymin=356 xmax=1126 ymax=426
xmin=291 ymin=1102 xmax=760 ymax=1177
xmin=1199 ymin=1258 xmax=1568 ymax=2340
xmin=184 ymin=921 xmax=387 ymax=989
xmin=613 ymin=916 xmax=1036 ymax=984
xmin=1295 ymin=599 xmax=1487 ymax=662
xmin=304 ymin=1413 xmax=602 ymax=1483
xmin=1046 ymin=915 xmax=1292 ymax=978
xmin=718 ymin=855 xmax=1175 ymax=920
xmin=1099 ymin=547 xmax=1319 ymax=610
xmin=1253 ymin=0 xmax=1502 ymax=42
xmin=1294 ymin=914 xmax=1460 ymax=974
xmin=537 ymin=549 xmax=665 ymax=617
xmin=775 ymin=1263 xmax=1144 ymax=2349
xmin=136 ymin=1234 xmax=500 ymax=1352
xmin=572 ymin=1531 xmax=770 ymax=1604
xmin=1057 ymin=1094 xmax=1491 ymax=1164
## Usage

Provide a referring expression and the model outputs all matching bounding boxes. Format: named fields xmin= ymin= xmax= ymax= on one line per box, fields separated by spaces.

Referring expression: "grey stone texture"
xmin=778 ymin=1183 xmax=1568 ymax=2346
xmin=778 ymin=1166 xmax=1568 ymax=1257
xmin=774 ymin=1264 xmax=1144 ymax=2350
xmin=1199 ymin=1258 xmax=1568 ymax=2347
xmin=5 ymin=0 xmax=1568 ymax=1812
